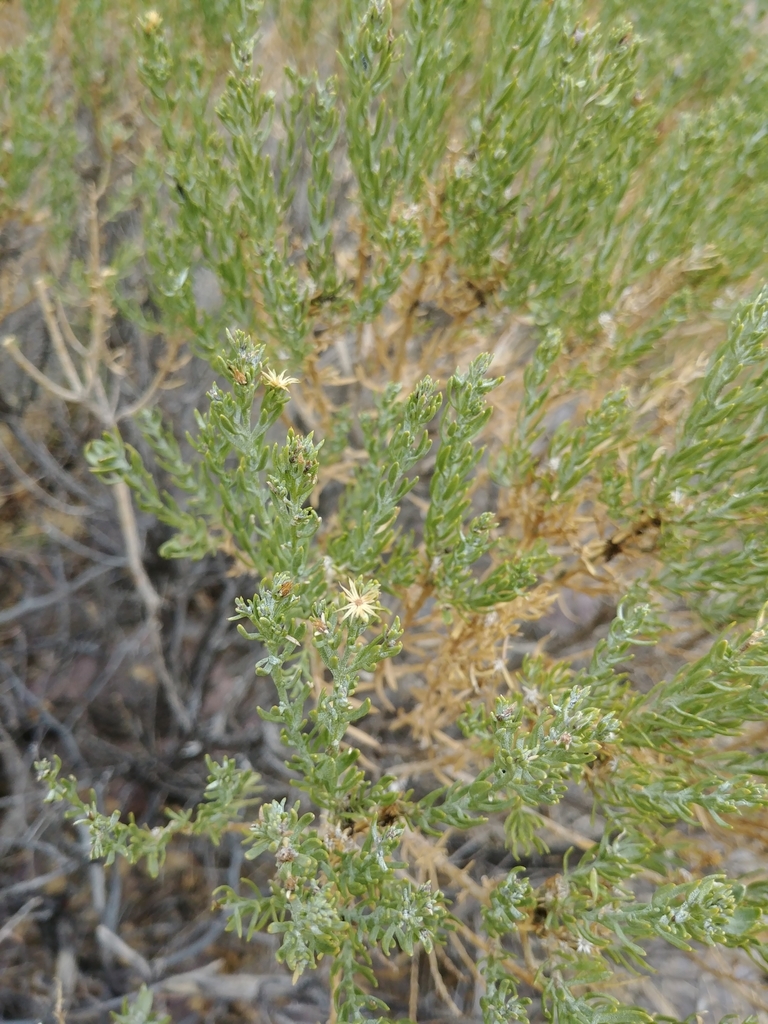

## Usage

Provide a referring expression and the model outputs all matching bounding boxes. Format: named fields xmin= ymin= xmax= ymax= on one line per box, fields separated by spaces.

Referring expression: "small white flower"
xmin=745 ymin=628 xmax=766 ymax=648
xmin=522 ymin=685 xmax=543 ymax=707
xmin=555 ymin=876 xmax=570 ymax=901
xmin=598 ymin=311 xmax=617 ymax=345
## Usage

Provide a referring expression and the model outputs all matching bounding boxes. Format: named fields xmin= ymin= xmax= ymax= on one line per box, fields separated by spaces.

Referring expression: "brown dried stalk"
xmin=1 ymin=183 xmax=191 ymax=732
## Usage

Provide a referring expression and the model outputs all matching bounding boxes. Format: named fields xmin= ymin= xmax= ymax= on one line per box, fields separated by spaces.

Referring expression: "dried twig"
xmin=0 ymin=896 xmax=43 ymax=944
xmin=55 ymin=919 xmax=78 ymax=1014
xmin=410 ymin=945 xmax=421 ymax=1022
xmin=0 ymin=722 xmax=27 ymax=854
xmin=4 ymin=417 xmax=109 ymax=509
xmin=185 ymin=576 xmax=240 ymax=722
xmin=427 ymin=946 xmax=463 ymax=1018
xmin=686 ymin=949 xmax=768 ymax=1014
xmin=37 ymin=518 xmax=126 ymax=567
xmin=0 ymin=432 xmax=94 ymax=517
xmin=96 ymin=924 xmax=152 ymax=981
xmin=0 ymin=563 xmax=117 ymax=628
xmin=65 ymin=961 xmax=294 ymax=1021
xmin=1 ymin=660 xmax=85 ymax=765
xmin=1 ymin=190 xmax=191 ymax=732
xmin=151 ymin=839 xmax=245 ymax=976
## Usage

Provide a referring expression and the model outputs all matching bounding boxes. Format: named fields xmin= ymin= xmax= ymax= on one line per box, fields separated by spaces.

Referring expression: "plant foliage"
xmin=4 ymin=0 xmax=768 ymax=1021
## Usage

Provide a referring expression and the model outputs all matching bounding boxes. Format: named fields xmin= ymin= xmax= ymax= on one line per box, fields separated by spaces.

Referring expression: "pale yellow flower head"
xmin=140 ymin=9 xmax=163 ymax=33
xmin=261 ymin=367 xmax=299 ymax=391
xmin=339 ymin=578 xmax=381 ymax=624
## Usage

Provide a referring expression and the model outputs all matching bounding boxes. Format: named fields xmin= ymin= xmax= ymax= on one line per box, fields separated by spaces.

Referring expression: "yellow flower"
xmin=339 ymin=578 xmax=381 ymax=624
xmin=261 ymin=367 xmax=299 ymax=391
xmin=140 ymin=9 xmax=163 ymax=33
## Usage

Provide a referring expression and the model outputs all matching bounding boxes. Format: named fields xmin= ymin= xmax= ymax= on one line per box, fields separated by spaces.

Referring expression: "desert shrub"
xmin=4 ymin=0 xmax=768 ymax=1022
